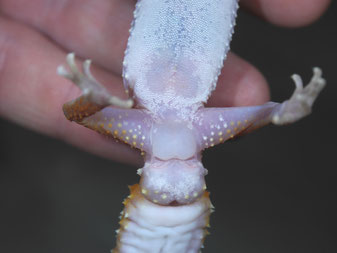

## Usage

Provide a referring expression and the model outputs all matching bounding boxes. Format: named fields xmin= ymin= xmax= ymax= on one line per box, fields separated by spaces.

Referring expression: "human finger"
xmin=207 ymin=53 xmax=270 ymax=108
xmin=240 ymin=0 xmax=331 ymax=27
xmin=0 ymin=0 xmax=135 ymax=74
xmin=0 ymin=16 xmax=142 ymax=165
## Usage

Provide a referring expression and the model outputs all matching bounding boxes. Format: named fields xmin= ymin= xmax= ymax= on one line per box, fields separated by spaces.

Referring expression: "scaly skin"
xmin=59 ymin=0 xmax=326 ymax=252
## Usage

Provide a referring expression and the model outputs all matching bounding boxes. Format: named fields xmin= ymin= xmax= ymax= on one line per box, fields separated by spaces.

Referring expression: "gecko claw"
xmin=272 ymin=67 xmax=326 ymax=125
xmin=57 ymin=65 xmax=73 ymax=80
xmin=83 ymin=59 xmax=98 ymax=83
xmin=59 ymin=53 xmax=134 ymax=109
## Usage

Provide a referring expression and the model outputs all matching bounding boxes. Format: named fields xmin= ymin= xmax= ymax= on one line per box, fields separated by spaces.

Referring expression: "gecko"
xmin=57 ymin=0 xmax=326 ymax=252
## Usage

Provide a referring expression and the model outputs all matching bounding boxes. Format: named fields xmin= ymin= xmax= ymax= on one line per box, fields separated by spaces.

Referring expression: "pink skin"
xmin=0 ymin=0 xmax=330 ymax=165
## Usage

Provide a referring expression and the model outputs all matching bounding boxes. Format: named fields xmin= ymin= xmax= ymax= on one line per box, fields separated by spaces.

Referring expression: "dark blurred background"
xmin=1 ymin=2 xmax=336 ymax=253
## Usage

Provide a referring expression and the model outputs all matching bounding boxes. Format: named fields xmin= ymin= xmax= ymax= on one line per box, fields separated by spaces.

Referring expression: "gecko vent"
xmin=139 ymin=159 xmax=207 ymax=205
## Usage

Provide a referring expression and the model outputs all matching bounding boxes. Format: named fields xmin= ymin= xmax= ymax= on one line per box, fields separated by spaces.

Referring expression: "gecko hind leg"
xmin=272 ymin=67 xmax=326 ymax=125
xmin=58 ymin=53 xmax=133 ymax=122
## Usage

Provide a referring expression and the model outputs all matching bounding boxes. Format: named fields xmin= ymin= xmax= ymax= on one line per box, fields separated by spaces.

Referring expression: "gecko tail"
xmin=113 ymin=184 xmax=212 ymax=253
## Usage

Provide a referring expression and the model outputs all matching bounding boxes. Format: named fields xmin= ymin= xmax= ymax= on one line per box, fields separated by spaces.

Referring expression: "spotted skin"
xmin=81 ymin=108 xmax=152 ymax=154
xmin=194 ymin=102 xmax=278 ymax=149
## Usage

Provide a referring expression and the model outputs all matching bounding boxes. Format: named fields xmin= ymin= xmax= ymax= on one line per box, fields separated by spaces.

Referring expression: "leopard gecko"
xmin=57 ymin=0 xmax=326 ymax=252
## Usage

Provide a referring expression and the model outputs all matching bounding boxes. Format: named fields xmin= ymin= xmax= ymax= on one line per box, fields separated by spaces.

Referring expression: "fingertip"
xmin=241 ymin=0 xmax=331 ymax=27
xmin=208 ymin=53 xmax=270 ymax=107
xmin=235 ymin=63 xmax=270 ymax=106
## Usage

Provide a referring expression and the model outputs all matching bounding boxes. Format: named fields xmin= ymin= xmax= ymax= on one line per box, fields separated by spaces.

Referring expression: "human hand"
xmin=0 ymin=0 xmax=330 ymax=165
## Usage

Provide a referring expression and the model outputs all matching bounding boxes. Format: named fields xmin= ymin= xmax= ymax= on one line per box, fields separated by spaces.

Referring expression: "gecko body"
xmin=58 ymin=0 xmax=326 ymax=252
xmin=123 ymin=0 xmax=238 ymax=119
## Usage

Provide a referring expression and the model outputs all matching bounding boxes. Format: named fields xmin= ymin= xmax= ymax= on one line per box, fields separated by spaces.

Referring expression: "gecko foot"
xmin=272 ymin=67 xmax=326 ymax=125
xmin=58 ymin=53 xmax=133 ymax=108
